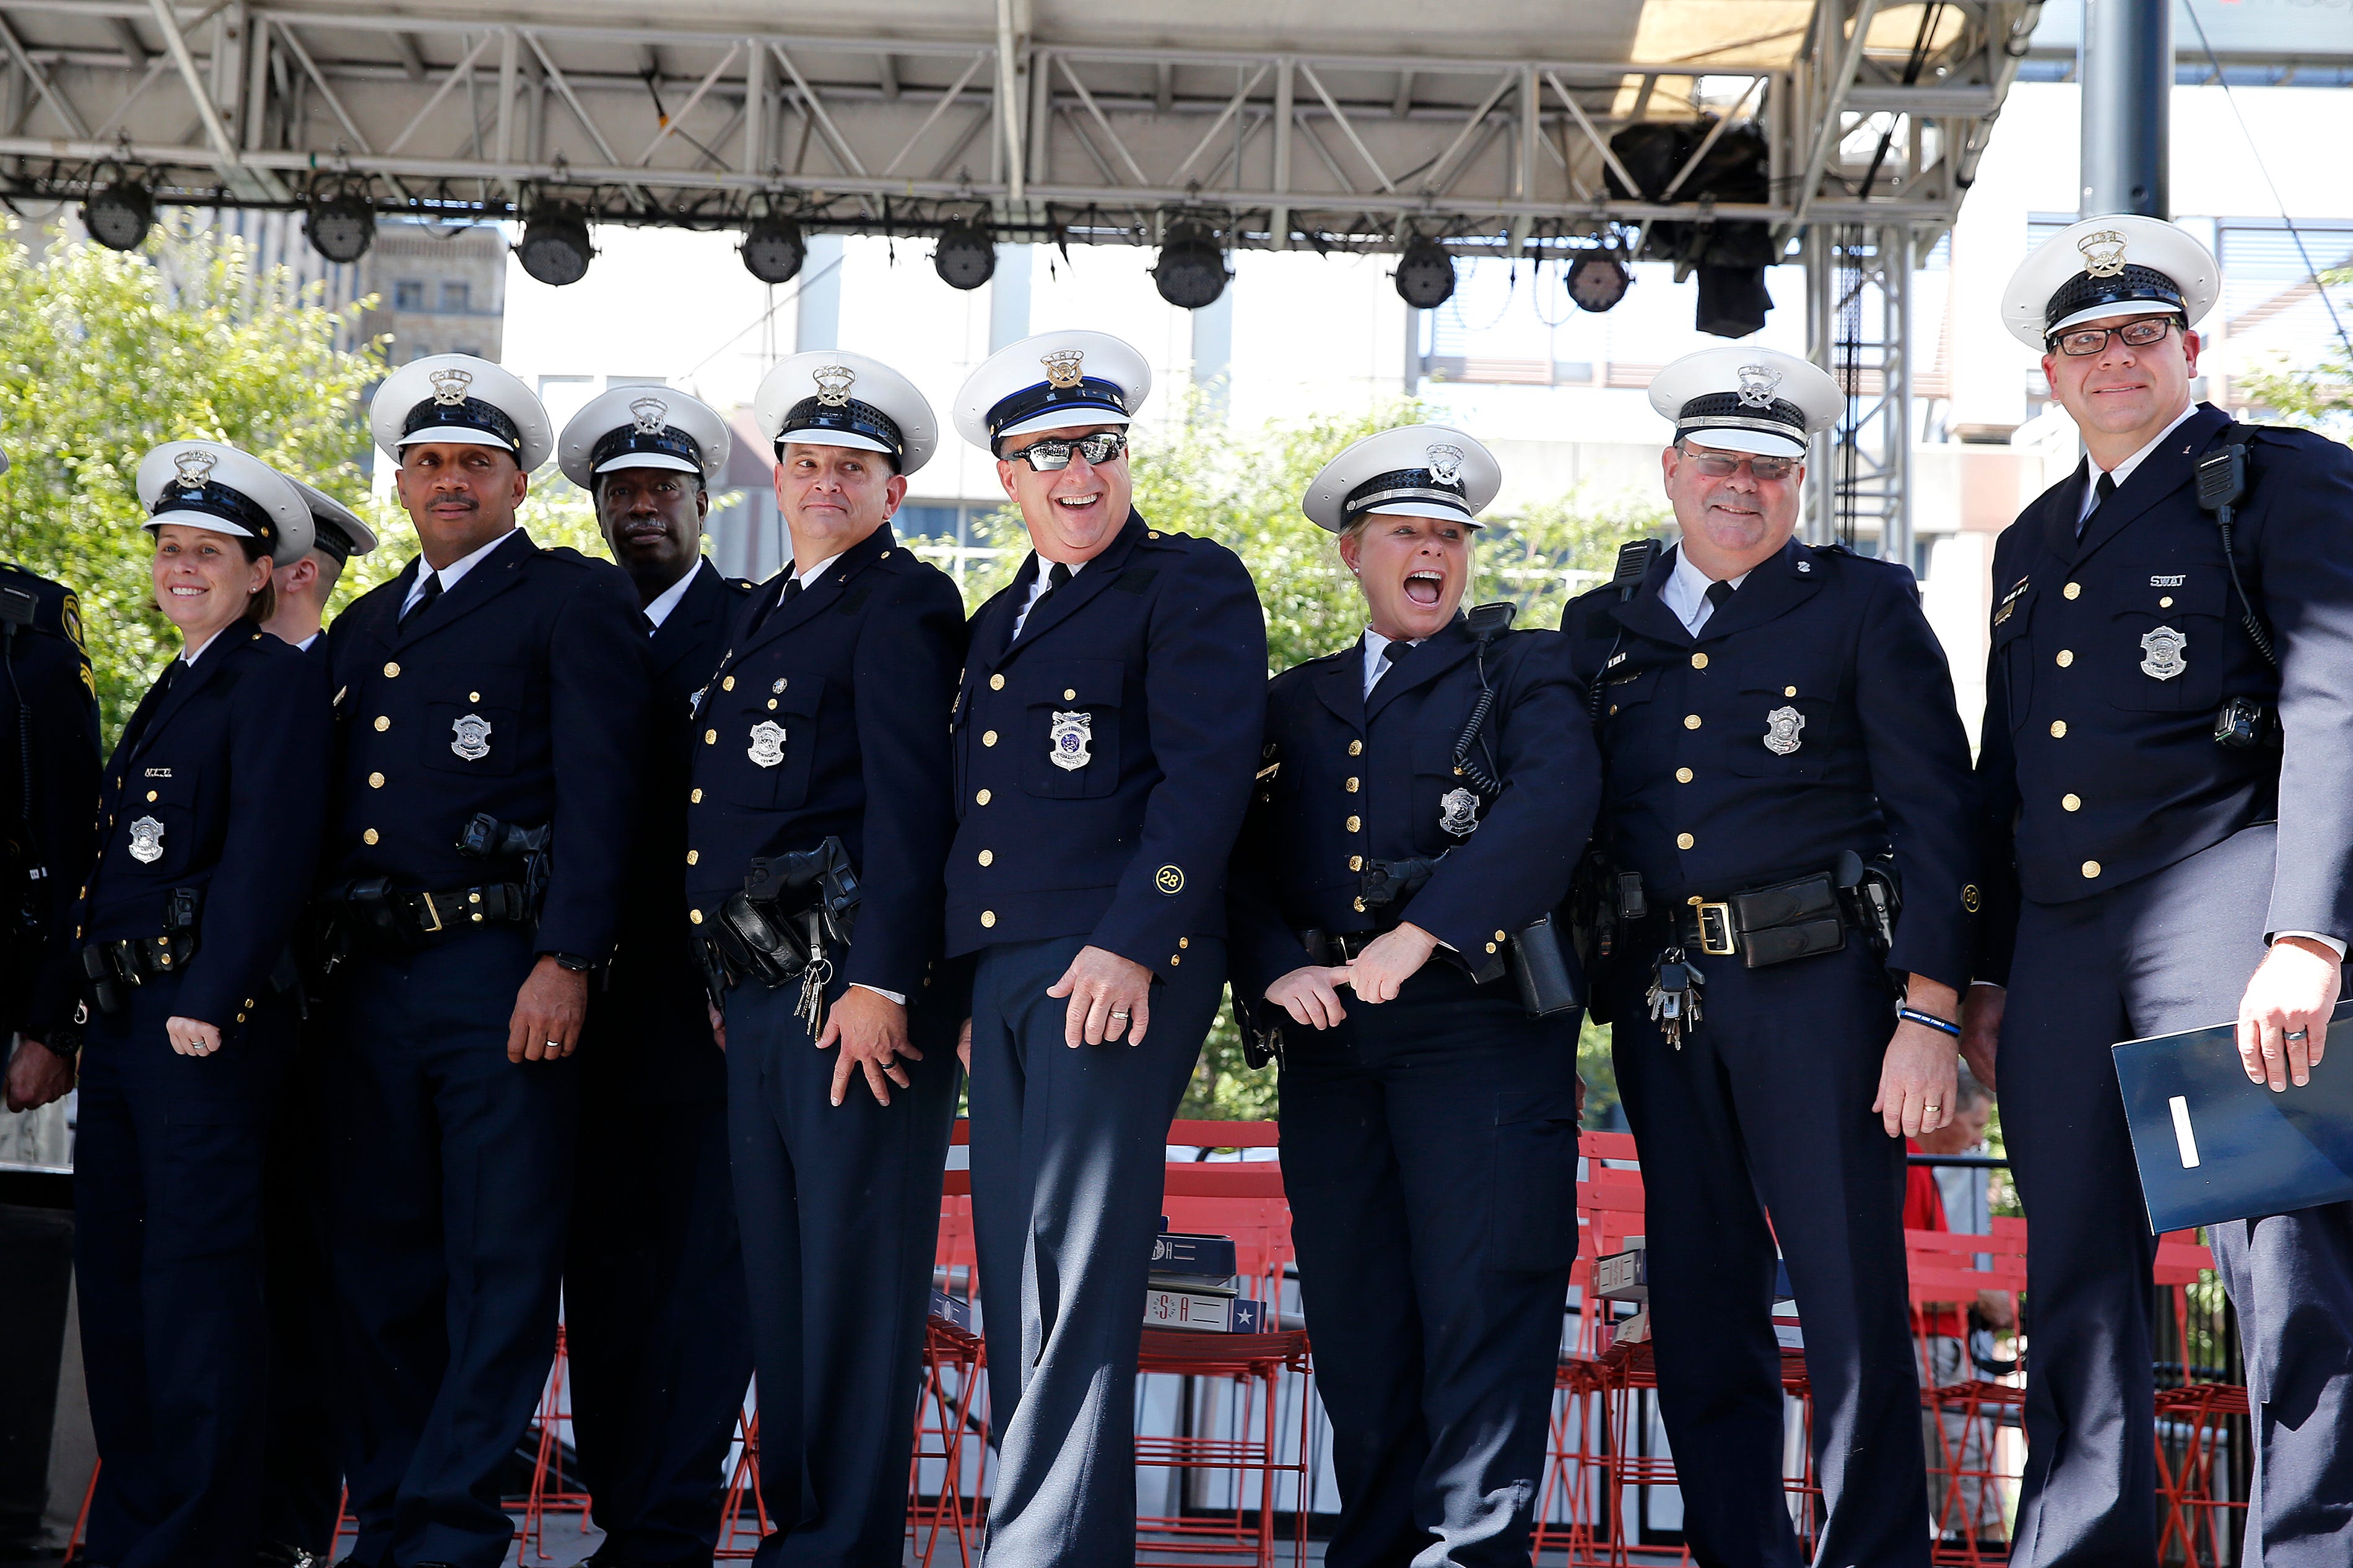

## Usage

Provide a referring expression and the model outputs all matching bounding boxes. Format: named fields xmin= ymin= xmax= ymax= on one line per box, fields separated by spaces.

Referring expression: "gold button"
xmin=1785 ymin=686 xmax=1798 ymax=698
xmin=469 ymin=691 xmax=481 ymax=703
xmin=690 ymin=788 xmax=703 ymax=803
xmin=976 ymin=789 xmax=992 ymax=805
xmin=767 ymin=699 xmax=777 ymax=711
xmin=990 ymin=674 xmax=1005 ymax=690
xmin=2056 ymin=649 xmax=2074 ymax=668
xmin=1170 ymin=954 xmax=1182 ymax=966
xmin=880 ymin=550 xmax=892 ymax=560
xmin=722 ymin=676 xmax=736 ymax=691
xmin=1690 ymin=652 xmax=1708 ymax=670
xmin=363 ymin=828 xmax=379 ymax=845
xmin=1485 ymin=942 xmax=1498 ymax=953
xmin=1354 ymin=896 xmax=1366 ymax=912
xmin=1064 ymin=688 xmax=1077 ymax=701
xmin=157 ymin=953 xmax=170 ymax=966
xmin=1676 ymin=832 xmax=1695 ymax=849
xmin=690 ymin=909 xmax=704 ymax=925
xmin=1495 ymin=930 xmax=1508 ymax=941
xmin=1346 ymin=815 xmax=1361 ymax=833
xmin=383 ymin=661 xmax=400 ymax=678
xmin=2064 ymin=582 xmax=2081 ymax=600
xmin=978 ymin=849 xmax=994 ymax=866
xmin=2050 ymin=721 xmax=2068 ymax=739
xmin=146 ymin=790 xmax=157 ymax=802
xmin=686 ymin=850 xmax=699 ymax=865
xmin=368 ymin=773 xmax=385 ymax=789
xmin=1610 ymin=705 xmax=1619 ymax=716
xmin=1684 ymin=714 xmax=1702 ymax=730
xmin=1676 ymin=767 xmax=1694 ymax=783
xmin=705 ymin=729 xmax=718 ymax=743
xmin=1348 ymin=740 xmax=1363 ymax=756
xmin=981 ymin=911 xmax=997 ymax=928
xmin=983 ymin=730 xmax=998 ymax=747
xmin=1345 ymin=778 xmax=1359 ymax=792
xmin=237 ymin=1013 xmax=246 ymax=1022
xmin=1349 ymin=855 xmax=1363 ymax=871
xmin=1179 ymin=937 xmax=1190 ymax=948
xmin=374 ymin=715 xmax=390 ymax=732
xmin=2062 ymin=793 xmax=2081 ymax=812
xmin=2082 ymin=860 xmax=2102 ymax=879
xmin=2160 ymin=596 xmax=2174 ymax=609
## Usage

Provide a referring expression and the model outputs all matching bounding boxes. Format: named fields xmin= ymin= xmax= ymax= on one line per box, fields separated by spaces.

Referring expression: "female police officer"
xmin=1228 ymin=426 xmax=1599 ymax=1568
xmin=71 ymin=440 xmax=331 ymax=1568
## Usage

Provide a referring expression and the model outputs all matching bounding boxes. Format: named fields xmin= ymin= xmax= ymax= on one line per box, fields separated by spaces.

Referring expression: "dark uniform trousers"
xmin=1280 ymin=966 xmax=1580 ymax=1568
xmin=964 ymin=933 xmax=1228 ymax=1565
xmin=258 ymin=1037 xmax=345 ymax=1560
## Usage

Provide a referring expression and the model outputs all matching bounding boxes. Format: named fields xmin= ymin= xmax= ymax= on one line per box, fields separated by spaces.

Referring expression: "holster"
xmin=77 ymin=885 xmax=204 ymax=1015
xmin=696 ymin=838 xmax=861 ymax=997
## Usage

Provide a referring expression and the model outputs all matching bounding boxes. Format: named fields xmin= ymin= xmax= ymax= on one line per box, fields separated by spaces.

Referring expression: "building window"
xmin=393 ymin=280 xmax=426 ymax=311
xmin=440 ymin=280 xmax=471 ymax=313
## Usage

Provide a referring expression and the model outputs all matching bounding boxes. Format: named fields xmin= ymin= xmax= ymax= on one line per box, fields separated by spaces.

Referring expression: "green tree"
xmin=2235 ymin=269 xmax=2353 ymax=441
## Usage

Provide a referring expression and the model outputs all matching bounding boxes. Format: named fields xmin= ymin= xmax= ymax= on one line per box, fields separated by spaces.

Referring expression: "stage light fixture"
xmin=934 ymin=222 xmax=996 ymax=290
xmin=305 ymin=191 xmax=377 ymax=264
xmin=1152 ymin=222 xmax=1230 ymax=310
xmin=82 ymin=178 xmax=154 ymax=253
xmin=1565 ymin=251 xmax=1630 ymax=313
xmin=516 ymin=207 xmax=594 ymax=287
xmin=741 ymin=215 xmax=806 ymax=285
xmin=1393 ymin=236 xmax=1456 ymax=310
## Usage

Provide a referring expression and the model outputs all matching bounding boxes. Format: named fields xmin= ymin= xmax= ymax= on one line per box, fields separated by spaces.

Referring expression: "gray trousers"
xmin=964 ymin=934 xmax=1226 ymax=1567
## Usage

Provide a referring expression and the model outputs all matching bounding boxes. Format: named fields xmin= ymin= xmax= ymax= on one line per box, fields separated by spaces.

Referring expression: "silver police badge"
xmin=430 ymin=366 xmax=473 ymax=405
xmin=1438 ymin=786 xmax=1481 ymax=838
xmin=2140 ymin=625 xmax=2188 ymax=681
xmin=172 ymin=448 xmax=217 ymax=488
xmin=1048 ymin=710 xmax=1092 ymax=771
xmin=1763 ymin=704 xmax=1806 ymax=756
xmin=747 ymin=720 xmax=787 ymax=768
xmin=126 ymin=815 xmax=165 ymax=864
xmin=2077 ymin=228 xmax=2129 ymax=279
xmin=1736 ymin=363 xmax=1783 ymax=409
xmin=1425 ymin=444 xmax=1466 ymax=486
xmin=812 ymin=365 xmax=855 ymax=407
xmin=450 ymin=713 xmax=493 ymax=761
xmin=629 ymin=396 xmax=669 ymax=435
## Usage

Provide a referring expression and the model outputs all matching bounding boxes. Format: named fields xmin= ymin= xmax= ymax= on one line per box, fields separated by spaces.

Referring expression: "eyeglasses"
xmin=1005 ymin=430 xmax=1128 ymax=470
xmin=2050 ymin=317 xmax=2180 ymax=357
xmin=1679 ymin=447 xmax=1799 ymax=482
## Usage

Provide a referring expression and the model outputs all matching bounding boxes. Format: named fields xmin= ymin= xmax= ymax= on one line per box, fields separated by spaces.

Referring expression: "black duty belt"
xmin=80 ymin=930 xmax=198 ymax=986
xmin=1646 ymin=870 xmax=1851 ymax=969
xmin=323 ymin=878 xmax=533 ymax=952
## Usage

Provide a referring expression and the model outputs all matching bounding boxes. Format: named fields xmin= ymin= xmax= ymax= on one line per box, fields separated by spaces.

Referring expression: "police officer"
xmin=1965 ymin=215 xmax=2353 ymax=1566
xmin=947 ymin=330 xmax=1266 ymax=1562
xmin=555 ymin=386 xmax=755 ymax=1568
xmin=73 ymin=441 xmax=333 ymax=1568
xmin=1561 ymin=347 xmax=1978 ymax=1568
xmin=317 ymin=355 xmax=650 ymax=1568
xmin=685 ymin=352 xmax=962 ymax=1564
xmin=1229 ymin=427 xmax=1597 ymax=1566
xmin=2 ymin=439 xmax=102 ymax=1115
xmin=263 ymin=477 xmax=379 ymax=656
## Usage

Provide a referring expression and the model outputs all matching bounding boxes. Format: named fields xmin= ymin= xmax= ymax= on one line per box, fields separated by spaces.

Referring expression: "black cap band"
xmin=775 ymin=394 xmax=906 ymax=461
xmin=150 ymin=481 xmax=279 ymax=547
xmin=1342 ymin=466 xmax=1471 ymax=524
xmin=2043 ymin=264 xmax=2186 ymax=336
xmin=591 ymin=422 xmax=705 ymax=474
xmin=985 ymin=376 xmax=1131 ymax=451
xmin=1675 ymin=391 xmax=1807 ymax=436
xmin=401 ymin=395 xmax=523 ymax=453
xmin=310 ymin=517 xmax=356 ymax=565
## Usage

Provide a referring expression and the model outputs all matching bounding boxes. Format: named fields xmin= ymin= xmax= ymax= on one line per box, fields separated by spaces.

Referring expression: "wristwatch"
xmin=549 ymin=952 xmax=596 ymax=973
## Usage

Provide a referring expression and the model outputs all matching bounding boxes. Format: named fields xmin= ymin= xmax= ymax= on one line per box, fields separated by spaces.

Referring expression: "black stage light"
xmin=934 ymin=222 xmax=996 ymax=290
xmin=516 ymin=207 xmax=594 ymax=286
xmin=1565 ymin=251 xmax=1630 ymax=313
xmin=1152 ymin=221 xmax=1230 ymax=310
xmin=305 ymin=191 xmax=377 ymax=264
xmin=1393 ymin=235 xmax=1456 ymax=310
xmin=741 ymin=215 xmax=806 ymax=285
xmin=83 ymin=178 xmax=154 ymax=252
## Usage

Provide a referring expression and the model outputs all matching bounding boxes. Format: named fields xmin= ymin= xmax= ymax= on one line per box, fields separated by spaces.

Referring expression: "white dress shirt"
xmin=642 ymin=559 xmax=707 ymax=633
xmin=399 ymin=528 xmax=514 ymax=617
xmin=1658 ymin=547 xmax=1752 ymax=636
xmin=778 ymin=550 xmax=846 ymax=606
xmin=2076 ymin=403 xmax=2199 ymax=527
xmin=1361 ymin=628 xmax=1425 ymax=698
xmin=1009 ymin=557 xmax=1083 ymax=640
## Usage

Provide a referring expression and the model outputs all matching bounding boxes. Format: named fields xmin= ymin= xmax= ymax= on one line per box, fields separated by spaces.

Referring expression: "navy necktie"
xmin=401 ymin=570 xmax=442 ymax=625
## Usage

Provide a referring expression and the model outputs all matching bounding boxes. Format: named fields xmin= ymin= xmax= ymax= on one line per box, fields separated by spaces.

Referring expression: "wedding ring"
xmin=2287 ymin=1029 xmax=2310 ymax=1041
xmin=1110 ymin=1010 xmax=1131 ymax=1021
xmin=1923 ymin=1101 xmax=1941 ymax=1112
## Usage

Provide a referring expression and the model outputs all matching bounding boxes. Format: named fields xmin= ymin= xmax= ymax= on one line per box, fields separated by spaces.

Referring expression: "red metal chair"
xmin=516 ymin=1323 xmax=593 ymax=1562
xmin=713 ymin=1402 xmax=767 ymax=1561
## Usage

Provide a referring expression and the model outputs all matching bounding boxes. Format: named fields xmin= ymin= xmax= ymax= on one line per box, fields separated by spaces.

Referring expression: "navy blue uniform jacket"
xmin=77 ymin=625 xmax=331 ymax=1028
xmin=321 ymin=529 xmax=651 ymax=962
xmin=1228 ymin=618 xmax=1599 ymax=1000
xmin=4 ymin=566 xmax=103 ymax=1036
xmin=685 ymin=526 xmax=966 ymax=1000
xmin=1975 ymin=405 xmax=2353 ymax=982
xmin=947 ymin=514 xmax=1266 ymax=972
xmin=1562 ymin=538 xmax=1977 ymax=993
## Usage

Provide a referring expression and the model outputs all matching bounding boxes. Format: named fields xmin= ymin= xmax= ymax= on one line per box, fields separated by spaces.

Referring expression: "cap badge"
xmin=1762 ymin=704 xmax=1806 ymax=756
xmin=450 ymin=713 xmax=492 ymax=761
xmin=747 ymin=719 xmax=787 ymax=768
xmin=2140 ymin=625 xmax=2187 ymax=682
xmin=2077 ymin=228 xmax=2129 ymax=279
xmin=1041 ymin=348 xmax=1087 ymax=389
xmin=430 ymin=367 xmax=474 ymax=406
xmin=628 ymin=396 xmax=669 ymax=436
xmin=171 ymin=448 xmax=217 ymax=488
xmin=1734 ymin=364 xmax=1783 ymax=409
xmin=812 ymin=365 xmax=856 ymax=407
xmin=126 ymin=815 xmax=165 ymax=865
xmin=1048 ymin=709 xmax=1093 ymax=771
xmin=1438 ymin=786 xmax=1481 ymax=838
xmin=1425 ymin=443 xmax=1466 ymax=486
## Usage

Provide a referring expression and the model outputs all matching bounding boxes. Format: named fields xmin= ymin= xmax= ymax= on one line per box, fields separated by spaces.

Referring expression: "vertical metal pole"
xmin=1884 ymin=222 xmax=1912 ymax=571
xmin=1803 ymin=223 xmax=1835 ymax=546
xmin=741 ymin=39 xmax=768 ymax=176
xmin=494 ymin=28 xmax=518 ymax=193
xmin=1271 ymin=59 xmax=1294 ymax=251
xmin=2079 ymin=0 xmax=2169 ymax=217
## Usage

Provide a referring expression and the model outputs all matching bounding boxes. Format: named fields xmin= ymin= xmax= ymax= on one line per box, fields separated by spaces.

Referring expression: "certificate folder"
xmin=2113 ymin=1000 xmax=2353 ymax=1233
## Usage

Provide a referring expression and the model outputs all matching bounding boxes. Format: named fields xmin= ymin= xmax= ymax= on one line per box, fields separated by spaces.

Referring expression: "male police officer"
xmin=263 ymin=480 xmax=380 ymax=656
xmin=947 ymin=330 xmax=1266 ymax=1562
xmin=1562 ymin=346 xmax=1978 ymax=1568
xmin=1965 ymin=215 xmax=2353 ymax=1566
xmin=318 ymin=354 xmax=650 ymax=1568
xmin=686 ymin=352 xmax=964 ymax=1564
xmin=554 ymin=386 xmax=756 ymax=1568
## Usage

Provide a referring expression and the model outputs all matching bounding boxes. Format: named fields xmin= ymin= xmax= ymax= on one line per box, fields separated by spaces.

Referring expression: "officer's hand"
xmin=1048 ymin=946 xmax=1154 ymax=1047
xmin=1959 ymin=984 xmax=2004 ymax=1093
xmin=1874 ymin=977 xmax=1960 ymax=1138
xmin=4 ymin=1038 xmax=75 ymax=1112
xmin=708 ymin=1001 xmax=727 ymax=1052
xmin=508 ymin=956 xmax=587 ymax=1063
xmin=1265 ymin=966 xmax=1352 ymax=1030
xmin=166 ymin=1016 xmax=224 ymax=1057
xmin=1337 ymin=923 xmax=1439 ymax=1005
xmin=818 ymin=987 xmax=919 ymax=1107
xmin=958 ymin=1016 xmax=973 ymax=1073
xmin=2236 ymin=935 xmax=2340 ymax=1091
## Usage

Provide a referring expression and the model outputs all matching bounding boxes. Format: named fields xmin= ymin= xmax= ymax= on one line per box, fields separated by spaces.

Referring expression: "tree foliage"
xmin=2235 ymin=268 xmax=2353 ymax=441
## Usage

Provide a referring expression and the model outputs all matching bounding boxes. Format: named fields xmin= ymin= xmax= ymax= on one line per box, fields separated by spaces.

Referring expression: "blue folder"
xmin=2113 ymin=1000 xmax=2353 ymax=1234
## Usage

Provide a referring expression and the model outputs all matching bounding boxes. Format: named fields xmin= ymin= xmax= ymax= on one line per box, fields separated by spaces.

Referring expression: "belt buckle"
xmin=1692 ymin=899 xmax=1736 ymax=957
xmin=416 ymin=890 xmax=445 ymax=935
